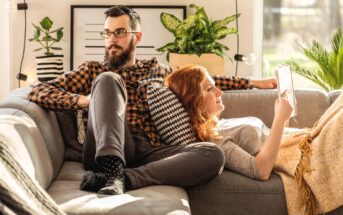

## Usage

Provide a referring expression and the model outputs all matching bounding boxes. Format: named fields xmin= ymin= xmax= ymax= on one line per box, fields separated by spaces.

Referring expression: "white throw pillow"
xmin=147 ymin=85 xmax=197 ymax=146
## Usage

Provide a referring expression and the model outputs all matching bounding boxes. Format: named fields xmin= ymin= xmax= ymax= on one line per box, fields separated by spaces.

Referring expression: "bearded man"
xmin=28 ymin=6 xmax=277 ymax=195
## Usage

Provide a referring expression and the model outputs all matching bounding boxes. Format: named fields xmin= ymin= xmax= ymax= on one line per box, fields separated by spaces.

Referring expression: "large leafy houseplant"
xmin=157 ymin=4 xmax=239 ymax=61
xmin=287 ymin=29 xmax=343 ymax=92
xmin=29 ymin=16 xmax=64 ymax=56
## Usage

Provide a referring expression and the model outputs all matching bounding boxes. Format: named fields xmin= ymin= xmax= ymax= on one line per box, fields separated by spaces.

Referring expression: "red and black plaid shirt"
xmin=28 ymin=58 xmax=252 ymax=145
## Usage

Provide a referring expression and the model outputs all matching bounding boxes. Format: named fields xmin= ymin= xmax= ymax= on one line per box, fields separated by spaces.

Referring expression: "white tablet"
xmin=275 ymin=65 xmax=297 ymax=117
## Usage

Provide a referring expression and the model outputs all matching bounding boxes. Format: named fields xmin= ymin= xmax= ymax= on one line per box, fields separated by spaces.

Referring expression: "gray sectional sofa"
xmin=0 ymin=87 xmax=342 ymax=215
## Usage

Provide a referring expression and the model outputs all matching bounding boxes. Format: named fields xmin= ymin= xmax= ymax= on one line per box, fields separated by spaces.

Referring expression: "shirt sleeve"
xmin=215 ymin=124 xmax=263 ymax=180
xmin=220 ymin=140 xmax=261 ymax=180
xmin=212 ymin=75 xmax=253 ymax=90
xmin=27 ymin=62 xmax=99 ymax=111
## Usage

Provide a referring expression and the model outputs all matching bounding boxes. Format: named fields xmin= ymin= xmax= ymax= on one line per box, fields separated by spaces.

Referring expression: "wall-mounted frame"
xmin=70 ymin=5 xmax=186 ymax=70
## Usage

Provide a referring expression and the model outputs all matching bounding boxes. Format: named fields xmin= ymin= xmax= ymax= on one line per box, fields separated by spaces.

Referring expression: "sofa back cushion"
xmin=0 ymin=108 xmax=54 ymax=189
xmin=0 ymin=88 xmax=65 ymax=180
xmin=221 ymin=89 xmax=332 ymax=128
xmin=55 ymin=110 xmax=83 ymax=162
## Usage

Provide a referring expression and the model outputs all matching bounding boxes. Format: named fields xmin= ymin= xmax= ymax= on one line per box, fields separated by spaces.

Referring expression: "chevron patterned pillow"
xmin=147 ymin=85 xmax=197 ymax=146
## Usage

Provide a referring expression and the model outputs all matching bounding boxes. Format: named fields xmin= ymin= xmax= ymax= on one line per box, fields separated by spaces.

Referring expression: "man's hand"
xmin=77 ymin=95 xmax=90 ymax=108
xmin=250 ymin=78 xmax=277 ymax=89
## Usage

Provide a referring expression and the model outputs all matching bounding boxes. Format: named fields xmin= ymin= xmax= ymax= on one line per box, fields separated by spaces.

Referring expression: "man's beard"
xmin=104 ymin=38 xmax=135 ymax=69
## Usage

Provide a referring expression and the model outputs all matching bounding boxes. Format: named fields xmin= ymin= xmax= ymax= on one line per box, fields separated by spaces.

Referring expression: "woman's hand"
xmin=274 ymin=93 xmax=293 ymax=123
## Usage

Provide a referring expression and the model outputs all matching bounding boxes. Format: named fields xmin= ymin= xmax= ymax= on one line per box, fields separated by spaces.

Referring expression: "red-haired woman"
xmin=165 ymin=64 xmax=293 ymax=180
xmin=165 ymin=64 xmax=343 ymax=215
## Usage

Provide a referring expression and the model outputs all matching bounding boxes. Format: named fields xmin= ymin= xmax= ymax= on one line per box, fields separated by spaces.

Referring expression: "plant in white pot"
xmin=29 ymin=16 xmax=64 ymax=82
xmin=157 ymin=4 xmax=239 ymax=75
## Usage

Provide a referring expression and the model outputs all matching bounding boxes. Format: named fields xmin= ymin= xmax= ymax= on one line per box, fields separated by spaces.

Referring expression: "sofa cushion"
xmin=221 ymin=89 xmax=332 ymax=128
xmin=48 ymin=161 xmax=191 ymax=215
xmin=146 ymin=85 xmax=197 ymax=146
xmin=55 ymin=110 xmax=82 ymax=162
xmin=187 ymin=171 xmax=287 ymax=215
xmin=188 ymin=168 xmax=343 ymax=215
xmin=0 ymin=87 xmax=65 ymax=179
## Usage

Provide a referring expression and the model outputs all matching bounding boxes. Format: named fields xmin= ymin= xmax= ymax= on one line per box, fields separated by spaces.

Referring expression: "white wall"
xmin=0 ymin=0 xmax=11 ymax=99
xmin=6 ymin=0 xmax=260 ymax=92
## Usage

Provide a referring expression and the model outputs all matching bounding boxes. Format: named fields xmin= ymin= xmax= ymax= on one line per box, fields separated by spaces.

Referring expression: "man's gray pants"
xmin=82 ymin=71 xmax=225 ymax=189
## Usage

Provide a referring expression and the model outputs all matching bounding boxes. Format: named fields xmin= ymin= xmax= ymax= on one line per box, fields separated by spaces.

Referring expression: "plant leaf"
xmin=33 ymin=29 xmax=40 ymax=40
xmin=331 ymin=29 xmax=343 ymax=55
xmin=212 ymin=14 xmax=240 ymax=30
xmin=192 ymin=5 xmax=209 ymax=21
xmin=32 ymin=23 xmax=43 ymax=31
xmin=40 ymin=17 xmax=53 ymax=31
xmin=302 ymin=41 xmax=330 ymax=77
xmin=175 ymin=14 xmax=197 ymax=38
xmin=214 ymin=27 xmax=236 ymax=40
xmin=160 ymin=13 xmax=181 ymax=35
xmin=288 ymin=62 xmax=331 ymax=91
xmin=50 ymin=47 xmax=62 ymax=50
xmin=56 ymin=29 xmax=63 ymax=41
xmin=50 ymin=27 xmax=64 ymax=34
xmin=157 ymin=42 xmax=177 ymax=53
xmin=33 ymin=48 xmax=43 ymax=52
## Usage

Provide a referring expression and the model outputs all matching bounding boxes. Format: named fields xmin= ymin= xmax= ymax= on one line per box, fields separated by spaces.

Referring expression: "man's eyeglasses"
xmin=100 ymin=29 xmax=138 ymax=39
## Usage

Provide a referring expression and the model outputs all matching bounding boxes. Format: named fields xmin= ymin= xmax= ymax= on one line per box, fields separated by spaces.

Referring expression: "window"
xmin=263 ymin=0 xmax=342 ymax=89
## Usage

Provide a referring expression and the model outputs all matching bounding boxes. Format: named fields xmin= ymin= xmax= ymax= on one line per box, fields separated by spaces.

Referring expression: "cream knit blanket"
xmin=0 ymin=134 xmax=66 ymax=215
xmin=274 ymin=91 xmax=343 ymax=215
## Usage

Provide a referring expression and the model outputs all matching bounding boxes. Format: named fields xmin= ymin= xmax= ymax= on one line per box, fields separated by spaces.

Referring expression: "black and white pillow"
xmin=147 ymin=85 xmax=197 ymax=146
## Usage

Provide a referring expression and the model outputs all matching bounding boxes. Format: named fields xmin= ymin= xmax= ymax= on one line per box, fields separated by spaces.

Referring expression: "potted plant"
xmin=157 ymin=4 xmax=239 ymax=75
xmin=29 ymin=16 xmax=64 ymax=82
xmin=287 ymin=29 xmax=343 ymax=92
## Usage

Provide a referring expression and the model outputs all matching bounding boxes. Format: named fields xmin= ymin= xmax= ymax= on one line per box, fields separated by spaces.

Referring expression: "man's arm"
xmin=213 ymin=75 xmax=277 ymax=90
xmin=250 ymin=78 xmax=277 ymax=89
xmin=27 ymin=62 xmax=99 ymax=111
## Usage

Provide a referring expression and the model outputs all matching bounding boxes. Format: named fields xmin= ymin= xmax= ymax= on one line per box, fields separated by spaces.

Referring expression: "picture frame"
xmin=70 ymin=5 xmax=186 ymax=70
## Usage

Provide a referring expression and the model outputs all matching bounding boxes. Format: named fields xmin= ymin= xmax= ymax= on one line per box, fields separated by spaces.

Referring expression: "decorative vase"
xmin=36 ymin=54 xmax=64 ymax=82
xmin=168 ymin=53 xmax=225 ymax=76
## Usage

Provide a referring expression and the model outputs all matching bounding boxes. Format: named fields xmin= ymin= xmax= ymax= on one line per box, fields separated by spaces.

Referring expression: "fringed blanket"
xmin=274 ymin=91 xmax=343 ymax=215
xmin=0 ymin=134 xmax=66 ymax=215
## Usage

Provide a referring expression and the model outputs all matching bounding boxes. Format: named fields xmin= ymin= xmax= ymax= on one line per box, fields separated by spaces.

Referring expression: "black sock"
xmin=97 ymin=155 xmax=124 ymax=183
xmin=80 ymin=171 xmax=107 ymax=192
xmin=97 ymin=155 xmax=125 ymax=195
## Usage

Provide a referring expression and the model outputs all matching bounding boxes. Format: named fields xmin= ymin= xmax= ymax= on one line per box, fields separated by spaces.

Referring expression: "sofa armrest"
xmin=0 ymin=87 xmax=65 ymax=179
xmin=220 ymin=89 xmax=332 ymax=128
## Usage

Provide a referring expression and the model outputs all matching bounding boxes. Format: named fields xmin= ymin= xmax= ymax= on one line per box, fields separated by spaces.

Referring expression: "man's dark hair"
xmin=104 ymin=6 xmax=141 ymax=31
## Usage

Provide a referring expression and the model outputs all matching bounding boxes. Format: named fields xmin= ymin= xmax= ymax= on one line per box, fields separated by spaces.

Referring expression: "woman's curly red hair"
xmin=165 ymin=64 xmax=220 ymax=141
